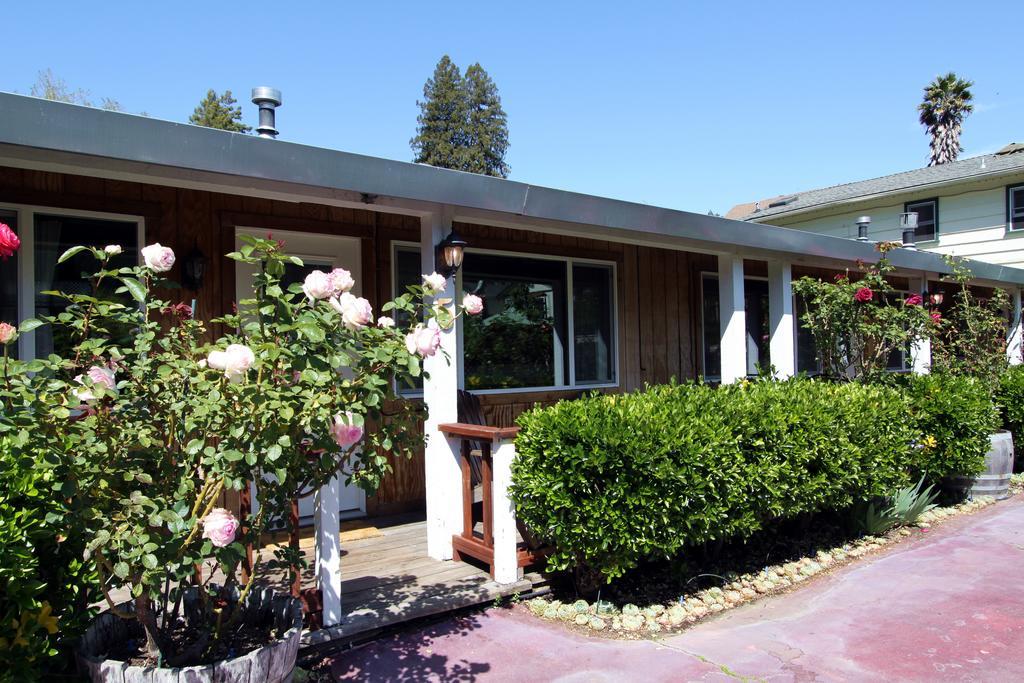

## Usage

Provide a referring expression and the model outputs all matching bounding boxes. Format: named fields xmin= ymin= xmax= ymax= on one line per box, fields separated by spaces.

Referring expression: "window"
xmin=904 ymin=198 xmax=938 ymax=242
xmin=0 ymin=206 xmax=143 ymax=360
xmin=795 ymin=296 xmax=820 ymax=375
xmin=701 ymin=274 xmax=770 ymax=378
xmin=1009 ymin=185 xmax=1024 ymax=232
xmin=393 ymin=244 xmax=617 ymax=392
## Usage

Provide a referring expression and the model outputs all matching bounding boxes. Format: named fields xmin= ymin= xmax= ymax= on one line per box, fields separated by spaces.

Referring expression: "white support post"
xmin=491 ymin=435 xmax=519 ymax=584
xmin=718 ymin=255 xmax=747 ymax=384
xmin=314 ymin=475 xmax=342 ymax=627
xmin=1009 ymin=288 xmax=1023 ymax=366
xmin=909 ymin=277 xmax=931 ymax=374
xmin=767 ymin=261 xmax=795 ymax=379
xmin=421 ymin=209 xmax=463 ymax=561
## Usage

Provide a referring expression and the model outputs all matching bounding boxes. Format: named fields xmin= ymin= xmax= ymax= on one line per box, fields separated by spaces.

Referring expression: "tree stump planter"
xmin=947 ymin=430 xmax=1015 ymax=501
xmin=76 ymin=587 xmax=303 ymax=683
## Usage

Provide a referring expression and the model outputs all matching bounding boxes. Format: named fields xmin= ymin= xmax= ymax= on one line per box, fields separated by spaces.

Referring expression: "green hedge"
xmin=511 ymin=379 xmax=916 ymax=585
xmin=897 ymin=373 xmax=998 ymax=483
xmin=999 ymin=365 xmax=1024 ymax=467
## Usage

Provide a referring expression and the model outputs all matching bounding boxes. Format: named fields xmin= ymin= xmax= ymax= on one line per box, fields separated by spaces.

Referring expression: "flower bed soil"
xmin=104 ymin=618 xmax=280 ymax=667
xmin=526 ymin=495 xmax=1008 ymax=638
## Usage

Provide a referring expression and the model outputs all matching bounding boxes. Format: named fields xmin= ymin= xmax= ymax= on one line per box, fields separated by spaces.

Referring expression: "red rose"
xmin=905 ymin=294 xmax=923 ymax=306
xmin=854 ymin=287 xmax=873 ymax=303
xmin=0 ymin=223 xmax=19 ymax=260
xmin=931 ymin=311 xmax=942 ymax=323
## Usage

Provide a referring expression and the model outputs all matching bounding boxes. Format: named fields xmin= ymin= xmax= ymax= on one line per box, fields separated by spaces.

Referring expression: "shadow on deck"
xmin=257 ymin=515 xmax=541 ymax=650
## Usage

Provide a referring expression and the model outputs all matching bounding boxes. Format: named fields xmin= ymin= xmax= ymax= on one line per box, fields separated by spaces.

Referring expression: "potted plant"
xmin=1 ymin=236 xmax=480 ymax=679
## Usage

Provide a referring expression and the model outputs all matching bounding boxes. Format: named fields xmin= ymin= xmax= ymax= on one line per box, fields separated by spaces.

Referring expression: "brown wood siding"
xmin=1 ymin=168 xmax=717 ymax=513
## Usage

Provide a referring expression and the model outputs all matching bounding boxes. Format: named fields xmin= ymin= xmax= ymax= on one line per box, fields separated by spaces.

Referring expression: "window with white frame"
xmin=0 ymin=206 xmax=143 ymax=360
xmin=393 ymin=244 xmax=617 ymax=392
xmin=904 ymin=198 xmax=938 ymax=242
xmin=1009 ymin=184 xmax=1024 ymax=232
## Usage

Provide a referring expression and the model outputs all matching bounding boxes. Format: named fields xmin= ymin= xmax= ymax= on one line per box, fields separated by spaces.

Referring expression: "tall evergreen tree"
xmin=463 ymin=63 xmax=510 ymax=178
xmin=189 ymin=89 xmax=251 ymax=133
xmin=918 ymin=72 xmax=974 ymax=166
xmin=411 ymin=56 xmax=468 ymax=170
xmin=411 ymin=56 xmax=510 ymax=177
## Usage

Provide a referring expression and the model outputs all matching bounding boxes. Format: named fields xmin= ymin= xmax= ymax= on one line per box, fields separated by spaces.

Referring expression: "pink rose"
xmin=462 ymin=294 xmax=484 ymax=315
xmin=905 ymin=294 xmax=923 ymax=306
xmin=405 ymin=320 xmax=442 ymax=358
xmin=377 ymin=316 xmax=395 ymax=328
xmin=141 ymin=243 xmax=175 ymax=273
xmin=0 ymin=223 xmax=19 ymax=260
xmin=331 ymin=412 xmax=364 ymax=449
xmin=330 ymin=293 xmax=373 ymax=330
xmin=854 ymin=287 xmax=873 ymax=303
xmin=202 ymin=508 xmax=239 ymax=548
xmin=931 ymin=311 xmax=942 ymax=323
xmin=328 ymin=268 xmax=355 ymax=295
xmin=207 ymin=343 xmax=256 ymax=383
xmin=302 ymin=270 xmax=333 ymax=300
xmin=422 ymin=272 xmax=447 ymax=294
xmin=0 ymin=322 xmax=16 ymax=345
xmin=73 ymin=365 xmax=117 ymax=402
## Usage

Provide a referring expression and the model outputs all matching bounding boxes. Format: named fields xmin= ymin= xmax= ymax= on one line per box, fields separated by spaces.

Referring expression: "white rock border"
xmin=526 ymin=494 xmax=1007 ymax=636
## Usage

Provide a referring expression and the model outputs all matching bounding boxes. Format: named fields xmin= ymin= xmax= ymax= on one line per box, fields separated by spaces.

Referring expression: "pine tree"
xmin=463 ymin=63 xmax=510 ymax=178
xmin=411 ymin=56 xmax=510 ymax=177
xmin=918 ymin=73 xmax=973 ymax=166
xmin=189 ymin=90 xmax=251 ymax=133
xmin=410 ymin=56 xmax=468 ymax=170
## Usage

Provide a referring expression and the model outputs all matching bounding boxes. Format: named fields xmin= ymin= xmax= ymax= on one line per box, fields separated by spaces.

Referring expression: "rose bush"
xmin=0 ymin=235 xmax=479 ymax=669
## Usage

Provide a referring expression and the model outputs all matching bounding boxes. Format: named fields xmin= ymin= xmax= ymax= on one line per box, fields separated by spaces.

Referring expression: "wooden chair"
xmin=456 ymin=390 xmax=541 ymax=551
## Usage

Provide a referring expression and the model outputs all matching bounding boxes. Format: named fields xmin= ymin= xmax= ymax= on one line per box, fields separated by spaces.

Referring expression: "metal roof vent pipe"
xmin=855 ymin=216 xmax=871 ymax=242
xmin=251 ymin=87 xmax=282 ymax=138
xmin=900 ymin=211 xmax=919 ymax=250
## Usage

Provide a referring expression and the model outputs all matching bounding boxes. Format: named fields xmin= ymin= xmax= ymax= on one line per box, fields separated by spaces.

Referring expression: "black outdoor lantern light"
xmin=928 ymin=290 xmax=945 ymax=307
xmin=182 ymin=245 xmax=209 ymax=290
xmin=436 ymin=229 xmax=468 ymax=279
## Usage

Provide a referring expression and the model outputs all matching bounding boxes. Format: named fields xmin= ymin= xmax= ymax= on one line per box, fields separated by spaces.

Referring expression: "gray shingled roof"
xmin=736 ymin=146 xmax=1024 ymax=221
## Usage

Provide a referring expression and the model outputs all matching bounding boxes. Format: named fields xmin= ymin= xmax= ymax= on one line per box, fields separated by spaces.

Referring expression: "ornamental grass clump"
xmin=0 ymin=235 xmax=479 ymax=669
xmin=792 ymin=242 xmax=933 ymax=381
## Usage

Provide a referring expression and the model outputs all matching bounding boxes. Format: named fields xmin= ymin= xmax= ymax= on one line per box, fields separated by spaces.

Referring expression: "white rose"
xmin=207 ymin=344 xmax=256 ymax=383
xmin=328 ymin=268 xmax=355 ymax=295
xmin=104 ymin=244 xmax=123 ymax=255
xmin=141 ymin=243 xmax=175 ymax=273
xmin=422 ymin=272 xmax=447 ymax=294
xmin=302 ymin=270 xmax=333 ymax=300
xmin=377 ymin=316 xmax=395 ymax=329
xmin=330 ymin=292 xmax=373 ymax=331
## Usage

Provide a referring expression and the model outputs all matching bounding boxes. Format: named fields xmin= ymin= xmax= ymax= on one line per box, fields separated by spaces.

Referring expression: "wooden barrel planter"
xmin=948 ymin=431 xmax=1015 ymax=501
xmin=77 ymin=587 xmax=303 ymax=683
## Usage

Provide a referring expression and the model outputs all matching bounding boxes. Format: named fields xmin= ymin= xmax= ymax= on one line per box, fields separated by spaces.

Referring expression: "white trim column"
xmin=491 ymin=435 xmax=519 ymax=584
xmin=314 ymin=475 xmax=342 ymax=627
xmin=1009 ymin=288 xmax=1023 ymax=366
xmin=767 ymin=261 xmax=795 ymax=378
xmin=421 ymin=208 xmax=463 ymax=560
xmin=909 ymin=277 xmax=931 ymax=374
xmin=718 ymin=255 xmax=747 ymax=384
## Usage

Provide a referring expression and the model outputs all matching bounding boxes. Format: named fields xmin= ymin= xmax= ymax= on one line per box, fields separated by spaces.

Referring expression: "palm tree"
xmin=918 ymin=72 xmax=974 ymax=166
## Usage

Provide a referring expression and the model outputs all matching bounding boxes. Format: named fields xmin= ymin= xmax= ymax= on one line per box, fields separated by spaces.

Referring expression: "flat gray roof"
xmin=3 ymin=92 xmax=1024 ymax=286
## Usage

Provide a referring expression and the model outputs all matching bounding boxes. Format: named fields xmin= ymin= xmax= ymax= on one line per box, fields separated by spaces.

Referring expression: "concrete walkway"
xmin=329 ymin=497 xmax=1024 ymax=681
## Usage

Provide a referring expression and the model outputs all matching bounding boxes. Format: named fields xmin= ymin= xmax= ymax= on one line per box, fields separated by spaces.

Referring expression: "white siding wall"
xmin=774 ymin=180 xmax=1024 ymax=268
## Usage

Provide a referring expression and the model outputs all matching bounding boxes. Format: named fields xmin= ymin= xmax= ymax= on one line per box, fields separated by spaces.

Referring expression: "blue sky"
xmin=4 ymin=1 xmax=1021 ymax=214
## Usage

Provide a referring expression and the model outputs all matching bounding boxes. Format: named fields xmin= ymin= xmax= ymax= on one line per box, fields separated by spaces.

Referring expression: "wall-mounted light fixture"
xmin=927 ymin=289 xmax=945 ymax=307
xmin=900 ymin=212 xmax=919 ymax=249
xmin=435 ymin=229 xmax=468 ymax=279
xmin=855 ymin=216 xmax=871 ymax=242
xmin=182 ymin=245 xmax=209 ymax=290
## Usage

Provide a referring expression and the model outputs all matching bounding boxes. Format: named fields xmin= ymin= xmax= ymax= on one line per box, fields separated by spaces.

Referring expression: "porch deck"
xmin=259 ymin=515 xmax=540 ymax=649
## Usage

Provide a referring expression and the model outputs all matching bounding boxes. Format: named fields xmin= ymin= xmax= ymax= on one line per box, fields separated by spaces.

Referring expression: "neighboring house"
xmin=727 ymin=144 xmax=1024 ymax=268
xmin=2 ymin=93 xmax=1024 ymax=627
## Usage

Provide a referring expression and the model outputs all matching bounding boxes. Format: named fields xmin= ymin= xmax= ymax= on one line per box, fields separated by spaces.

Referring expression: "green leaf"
xmin=18 ymin=318 xmax=44 ymax=333
xmin=120 ymin=277 xmax=148 ymax=303
xmin=142 ymin=554 xmax=158 ymax=570
xmin=113 ymin=562 xmax=129 ymax=579
xmin=57 ymin=245 xmax=88 ymax=263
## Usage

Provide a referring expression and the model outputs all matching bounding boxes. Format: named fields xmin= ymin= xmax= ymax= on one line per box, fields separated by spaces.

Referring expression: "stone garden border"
xmin=525 ymin=490 xmax=1020 ymax=637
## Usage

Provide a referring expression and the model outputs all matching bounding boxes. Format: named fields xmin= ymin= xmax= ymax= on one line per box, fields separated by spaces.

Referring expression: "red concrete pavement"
xmin=329 ymin=497 xmax=1024 ymax=682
